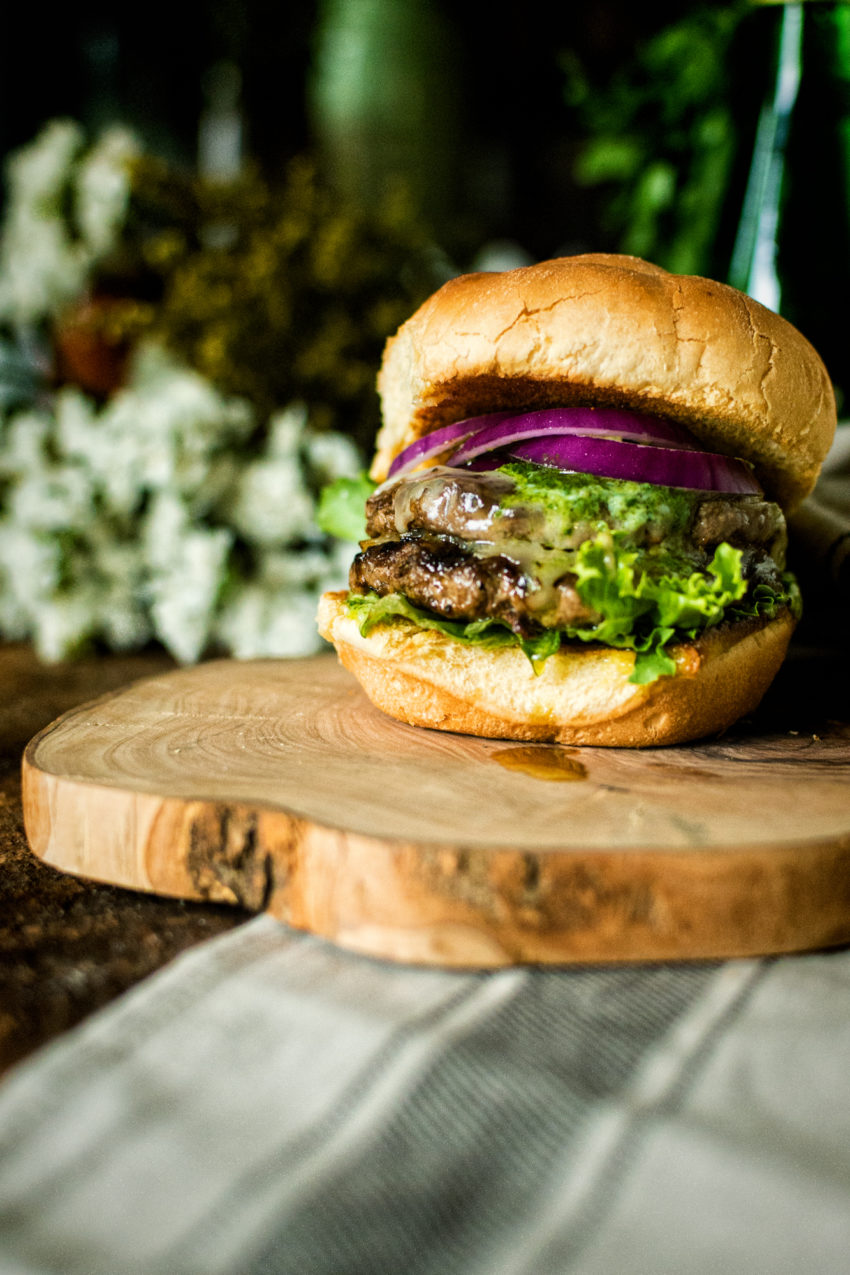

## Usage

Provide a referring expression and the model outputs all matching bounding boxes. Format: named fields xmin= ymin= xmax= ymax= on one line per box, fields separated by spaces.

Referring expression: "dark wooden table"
xmin=0 ymin=645 xmax=250 ymax=1077
xmin=3 ymin=606 xmax=848 ymax=1078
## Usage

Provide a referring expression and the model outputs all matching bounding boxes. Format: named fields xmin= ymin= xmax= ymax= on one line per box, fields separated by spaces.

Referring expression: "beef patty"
xmin=364 ymin=468 xmax=785 ymax=552
xmin=351 ymin=468 xmax=787 ymax=636
xmin=350 ymin=537 xmax=597 ymax=635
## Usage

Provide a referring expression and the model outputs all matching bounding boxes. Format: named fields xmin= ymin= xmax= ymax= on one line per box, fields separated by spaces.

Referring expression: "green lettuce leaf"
xmin=347 ymin=590 xmax=563 ymax=670
xmin=346 ymin=533 xmax=798 ymax=685
xmin=316 ymin=473 xmax=376 ymax=542
xmin=562 ymin=537 xmax=752 ymax=681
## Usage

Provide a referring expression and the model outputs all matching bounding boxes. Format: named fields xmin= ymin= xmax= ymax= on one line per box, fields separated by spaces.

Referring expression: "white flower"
xmin=102 ymin=604 xmax=152 ymax=652
xmin=303 ymin=428 xmax=363 ymax=483
xmin=53 ymin=387 xmax=102 ymax=472
xmin=5 ymin=118 xmax=83 ymax=209
xmin=142 ymin=489 xmax=188 ymax=569
xmin=60 ymin=342 xmax=254 ymax=517
xmin=74 ymin=126 xmax=138 ymax=257
xmin=0 ymin=529 xmax=97 ymax=663
xmin=80 ymin=524 xmax=152 ymax=650
xmin=0 ymin=217 xmax=89 ymax=326
xmin=228 ymin=457 xmax=316 ymax=547
xmin=0 ymin=120 xmax=142 ymax=327
xmin=0 ymin=120 xmax=89 ymax=325
xmin=225 ymin=402 xmax=364 ymax=548
xmin=143 ymin=491 xmax=233 ymax=662
xmin=266 ymin=403 xmax=309 ymax=457
xmin=256 ymin=546 xmax=339 ymax=590
xmin=214 ymin=583 xmax=325 ymax=658
xmin=31 ymin=588 xmax=99 ymax=662
xmin=0 ymin=407 xmax=53 ymax=477
xmin=0 ymin=522 xmax=64 ymax=612
xmin=8 ymin=463 xmax=94 ymax=532
xmin=327 ymin=534 xmax=357 ymax=584
xmin=212 ymin=530 xmax=351 ymax=658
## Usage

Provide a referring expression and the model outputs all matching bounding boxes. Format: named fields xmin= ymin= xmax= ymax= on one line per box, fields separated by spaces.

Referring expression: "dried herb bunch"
xmin=100 ymin=152 xmax=444 ymax=450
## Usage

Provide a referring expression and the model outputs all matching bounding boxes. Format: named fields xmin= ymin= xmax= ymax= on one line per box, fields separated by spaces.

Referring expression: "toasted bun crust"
xmin=317 ymin=591 xmax=795 ymax=748
xmin=373 ymin=253 xmax=836 ymax=510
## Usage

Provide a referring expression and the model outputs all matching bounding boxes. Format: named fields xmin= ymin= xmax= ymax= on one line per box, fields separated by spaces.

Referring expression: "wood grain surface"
xmin=22 ymin=653 xmax=850 ymax=967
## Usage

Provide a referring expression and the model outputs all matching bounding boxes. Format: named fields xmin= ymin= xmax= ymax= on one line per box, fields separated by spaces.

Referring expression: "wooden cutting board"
xmin=22 ymin=653 xmax=850 ymax=967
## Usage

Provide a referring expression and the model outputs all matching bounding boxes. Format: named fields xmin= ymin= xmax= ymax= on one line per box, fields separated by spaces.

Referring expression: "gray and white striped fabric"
xmin=1 ymin=916 xmax=849 ymax=1275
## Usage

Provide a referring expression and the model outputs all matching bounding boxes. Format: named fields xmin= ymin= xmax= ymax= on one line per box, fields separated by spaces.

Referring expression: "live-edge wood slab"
xmin=22 ymin=654 xmax=850 ymax=967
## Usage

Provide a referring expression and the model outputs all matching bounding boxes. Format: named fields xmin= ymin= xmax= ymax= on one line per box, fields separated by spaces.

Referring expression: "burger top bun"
xmin=373 ymin=253 xmax=837 ymax=510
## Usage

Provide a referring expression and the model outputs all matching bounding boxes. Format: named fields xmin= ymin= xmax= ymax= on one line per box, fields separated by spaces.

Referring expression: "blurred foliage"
xmin=562 ymin=3 xmax=745 ymax=277
xmin=86 ymin=151 xmax=445 ymax=451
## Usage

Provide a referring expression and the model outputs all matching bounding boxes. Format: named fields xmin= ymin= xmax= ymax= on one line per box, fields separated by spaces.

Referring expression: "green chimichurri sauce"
xmin=493 ymin=460 xmax=698 ymax=544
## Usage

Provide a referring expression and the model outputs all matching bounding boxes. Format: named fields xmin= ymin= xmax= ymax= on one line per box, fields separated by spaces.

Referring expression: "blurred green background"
xmin=1 ymin=0 xmax=848 ymax=663
xmin=1 ymin=1 xmax=751 ymax=271
xmin=4 ymin=1 xmax=847 ymax=395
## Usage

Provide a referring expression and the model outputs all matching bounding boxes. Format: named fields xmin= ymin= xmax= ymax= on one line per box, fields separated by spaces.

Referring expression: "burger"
xmin=317 ymin=254 xmax=836 ymax=746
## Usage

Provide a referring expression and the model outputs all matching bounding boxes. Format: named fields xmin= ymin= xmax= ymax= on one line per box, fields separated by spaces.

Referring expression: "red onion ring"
xmin=386 ymin=413 xmax=514 ymax=480
xmin=507 ymin=433 xmax=761 ymax=494
xmin=385 ymin=406 xmax=760 ymax=494
xmin=386 ymin=407 xmax=693 ymax=480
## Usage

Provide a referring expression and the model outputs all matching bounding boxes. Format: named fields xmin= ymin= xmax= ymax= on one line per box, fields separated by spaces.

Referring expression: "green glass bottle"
xmin=307 ymin=0 xmax=461 ymax=242
xmin=729 ymin=0 xmax=850 ymax=409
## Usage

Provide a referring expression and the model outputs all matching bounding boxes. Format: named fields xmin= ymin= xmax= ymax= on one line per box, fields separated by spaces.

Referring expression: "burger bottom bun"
xmin=317 ymin=592 xmax=795 ymax=748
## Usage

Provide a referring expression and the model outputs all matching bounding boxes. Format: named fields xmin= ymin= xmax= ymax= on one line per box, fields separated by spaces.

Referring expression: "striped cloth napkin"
xmin=1 ymin=915 xmax=849 ymax=1275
